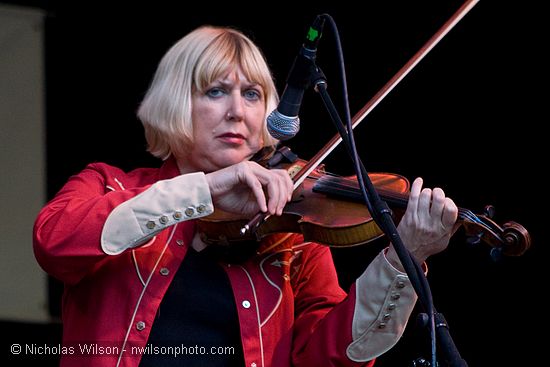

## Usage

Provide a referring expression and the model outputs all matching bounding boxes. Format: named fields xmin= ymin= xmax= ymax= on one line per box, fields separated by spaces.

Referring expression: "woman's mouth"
xmin=217 ymin=132 xmax=246 ymax=145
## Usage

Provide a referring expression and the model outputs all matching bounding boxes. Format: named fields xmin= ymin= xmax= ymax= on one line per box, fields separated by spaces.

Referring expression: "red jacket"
xmin=34 ymin=157 xmax=418 ymax=367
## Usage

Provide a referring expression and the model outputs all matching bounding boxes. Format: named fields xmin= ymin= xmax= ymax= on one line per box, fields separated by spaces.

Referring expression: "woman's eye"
xmin=206 ymin=88 xmax=225 ymax=98
xmin=244 ymin=89 xmax=261 ymax=101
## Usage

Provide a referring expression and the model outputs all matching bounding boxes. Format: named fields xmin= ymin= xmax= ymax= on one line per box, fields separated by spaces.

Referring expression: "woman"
xmin=33 ymin=25 xmax=458 ymax=367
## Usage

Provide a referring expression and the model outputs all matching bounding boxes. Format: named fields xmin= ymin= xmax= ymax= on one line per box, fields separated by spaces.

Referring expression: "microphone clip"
xmin=286 ymin=15 xmax=325 ymax=91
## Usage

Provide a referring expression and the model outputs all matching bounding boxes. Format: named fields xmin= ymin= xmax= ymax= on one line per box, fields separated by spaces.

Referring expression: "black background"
xmin=3 ymin=0 xmax=546 ymax=366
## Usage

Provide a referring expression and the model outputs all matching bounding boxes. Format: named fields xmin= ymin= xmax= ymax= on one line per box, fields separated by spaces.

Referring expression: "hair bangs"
xmin=194 ymin=30 xmax=273 ymax=97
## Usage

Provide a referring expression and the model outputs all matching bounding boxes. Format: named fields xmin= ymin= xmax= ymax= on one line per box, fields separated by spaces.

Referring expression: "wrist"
xmin=385 ymin=247 xmax=405 ymax=273
xmin=385 ymin=246 xmax=429 ymax=275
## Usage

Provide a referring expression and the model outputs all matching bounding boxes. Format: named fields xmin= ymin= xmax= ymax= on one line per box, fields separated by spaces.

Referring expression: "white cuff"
xmin=346 ymin=250 xmax=418 ymax=362
xmin=101 ymin=172 xmax=213 ymax=255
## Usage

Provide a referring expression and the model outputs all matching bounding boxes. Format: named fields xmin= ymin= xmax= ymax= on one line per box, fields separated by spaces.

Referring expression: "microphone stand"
xmin=308 ymin=60 xmax=467 ymax=367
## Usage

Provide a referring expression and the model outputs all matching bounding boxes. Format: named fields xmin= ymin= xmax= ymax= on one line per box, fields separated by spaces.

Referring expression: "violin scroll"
xmin=461 ymin=207 xmax=531 ymax=257
xmin=501 ymin=221 xmax=531 ymax=256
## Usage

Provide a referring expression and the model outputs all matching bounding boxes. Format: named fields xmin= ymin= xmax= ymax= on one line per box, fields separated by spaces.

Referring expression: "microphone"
xmin=267 ymin=15 xmax=325 ymax=140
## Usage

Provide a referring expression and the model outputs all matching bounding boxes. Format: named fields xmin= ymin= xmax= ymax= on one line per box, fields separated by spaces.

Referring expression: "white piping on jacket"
xmin=115 ymin=224 xmax=178 ymax=366
xmin=237 ymin=265 xmax=265 ymax=367
xmin=259 ymin=249 xmax=293 ymax=327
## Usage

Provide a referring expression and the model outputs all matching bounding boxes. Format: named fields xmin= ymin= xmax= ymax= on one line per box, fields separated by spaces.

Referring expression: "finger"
xmin=241 ymin=164 xmax=268 ymax=213
xmin=441 ymin=197 xmax=458 ymax=231
xmin=417 ymin=187 xmax=432 ymax=222
xmin=284 ymin=169 xmax=294 ymax=201
xmin=430 ymin=187 xmax=446 ymax=221
xmin=249 ymin=164 xmax=293 ymax=215
xmin=406 ymin=177 xmax=423 ymax=217
xmin=275 ymin=170 xmax=293 ymax=215
xmin=260 ymin=167 xmax=289 ymax=215
xmin=266 ymin=171 xmax=284 ymax=215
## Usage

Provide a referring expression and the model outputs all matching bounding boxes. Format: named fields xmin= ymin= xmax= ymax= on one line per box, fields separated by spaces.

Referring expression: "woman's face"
xmin=181 ymin=68 xmax=266 ymax=173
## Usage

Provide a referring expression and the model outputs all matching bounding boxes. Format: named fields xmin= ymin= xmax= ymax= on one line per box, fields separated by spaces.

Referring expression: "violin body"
xmin=197 ymin=158 xmax=410 ymax=248
xmin=282 ymin=170 xmax=409 ymax=247
xmin=197 ymin=155 xmax=531 ymax=257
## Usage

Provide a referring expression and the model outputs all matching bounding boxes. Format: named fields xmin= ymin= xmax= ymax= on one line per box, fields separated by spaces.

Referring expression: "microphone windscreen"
xmin=266 ymin=110 xmax=300 ymax=141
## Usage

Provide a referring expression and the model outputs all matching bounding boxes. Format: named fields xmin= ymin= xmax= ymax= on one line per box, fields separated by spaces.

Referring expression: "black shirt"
xmin=139 ymin=247 xmax=245 ymax=366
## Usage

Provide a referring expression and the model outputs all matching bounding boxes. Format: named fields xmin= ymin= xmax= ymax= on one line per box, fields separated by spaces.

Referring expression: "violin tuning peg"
xmin=484 ymin=205 xmax=496 ymax=218
xmin=466 ymin=232 xmax=483 ymax=246
xmin=490 ymin=247 xmax=503 ymax=262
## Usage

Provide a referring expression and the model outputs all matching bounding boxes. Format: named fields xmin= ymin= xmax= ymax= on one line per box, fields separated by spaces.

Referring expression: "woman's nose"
xmin=226 ymin=93 xmax=245 ymax=121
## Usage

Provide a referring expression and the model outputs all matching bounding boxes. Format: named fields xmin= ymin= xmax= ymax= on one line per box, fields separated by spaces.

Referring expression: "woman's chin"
xmin=217 ymin=156 xmax=248 ymax=169
xmin=217 ymin=149 xmax=256 ymax=167
xmin=205 ymin=154 xmax=250 ymax=171
xmin=185 ymin=146 xmax=259 ymax=172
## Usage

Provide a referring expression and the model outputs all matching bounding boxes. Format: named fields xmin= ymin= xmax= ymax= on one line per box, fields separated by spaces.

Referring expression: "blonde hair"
xmin=137 ymin=26 xmax=279 ymax=160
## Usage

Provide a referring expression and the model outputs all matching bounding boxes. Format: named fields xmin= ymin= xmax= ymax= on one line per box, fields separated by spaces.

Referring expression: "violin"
xmin=198 ymin=0 xmax=530 ymax=257
xmin=196 ymin=151 xmax=531 ymax=257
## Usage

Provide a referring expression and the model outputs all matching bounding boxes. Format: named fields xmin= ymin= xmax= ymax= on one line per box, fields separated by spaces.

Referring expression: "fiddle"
xmin=196 ymin=152 xmax=531 ymax=257
xmin=198 ymin=0 xmax=530 ymax=256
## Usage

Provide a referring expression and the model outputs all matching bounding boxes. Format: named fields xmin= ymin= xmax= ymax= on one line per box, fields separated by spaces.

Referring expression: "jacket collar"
xmin=157 ymin=156 xmax=182 ymax=180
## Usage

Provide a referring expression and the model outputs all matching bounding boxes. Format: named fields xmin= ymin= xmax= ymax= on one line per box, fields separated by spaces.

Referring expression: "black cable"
xmin=318 ymin=13 xmax=437 ymax=366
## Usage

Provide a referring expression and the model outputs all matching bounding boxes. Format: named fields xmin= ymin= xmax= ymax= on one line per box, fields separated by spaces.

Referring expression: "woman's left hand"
xmin=386 ymin=177 xmax=459 ymax=269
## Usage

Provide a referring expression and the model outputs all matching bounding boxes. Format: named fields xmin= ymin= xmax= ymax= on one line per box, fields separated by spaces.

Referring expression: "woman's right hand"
xmin=205 ymin=161 xmax=293 ymax=217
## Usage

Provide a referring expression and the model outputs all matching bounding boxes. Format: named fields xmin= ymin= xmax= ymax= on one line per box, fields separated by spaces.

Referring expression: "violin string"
xmin=308 ymin=174 xmax=410 ymax=204
xmin=315 ymin=174 xmax=409 ymax=201
xmin=305 ymin=172 xmax=510 ymax=246
xmin=460 ymin=208 xmax=501 ymax=234
xmin=308 ymin=173 xmax=492 ymax=229
xmin=458 ymin=208 xmax=482 ymax=224
xmin=305 ymin=175 xmax=358 ymax=193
